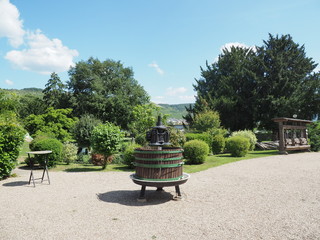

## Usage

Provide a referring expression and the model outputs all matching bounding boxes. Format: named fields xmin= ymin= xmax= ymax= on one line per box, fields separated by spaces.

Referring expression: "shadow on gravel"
xmin=97 ymin=189 xmax=173 ymax=206
xmin=2 ymin=181 xmax=29 ymax=187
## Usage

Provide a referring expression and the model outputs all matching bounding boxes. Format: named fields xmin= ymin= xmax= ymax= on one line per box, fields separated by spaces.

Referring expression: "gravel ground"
xmin=1 ymin=152 xmax=320 ymax=240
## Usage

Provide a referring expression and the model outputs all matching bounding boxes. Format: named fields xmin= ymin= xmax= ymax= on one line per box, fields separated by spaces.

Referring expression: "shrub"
xmin=90 ymin=122 xmax=124 ymax=169
xmin=0 ymin=121 xmax=25 ymax=180
xmin=226 ymin=136 xmax=250 ymax=157
xmin=231 ymin=130 xmax=257 ymax=151
xmin=211 ymin=134 xmax=226 ymax=154
xmin=185 ymin=132 xmax=212 ymax=151
xmin=123 ymin=143 xmax=141 ymax=168
xmin=29 ymin=138 xmax=63 ymax=167
xmin=308 ymin=122 xmax=320 ymax=151
xmin=183 ymin=140 xmax=209 ymax=164
xmin=62 ymin=142 xmax=78 ymax=164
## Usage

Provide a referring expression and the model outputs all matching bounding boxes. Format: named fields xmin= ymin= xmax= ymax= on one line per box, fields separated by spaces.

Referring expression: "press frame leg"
xmin=173 ymin=185 xmax=182 ymax=200
xmin=137 ymin=185 xmax=147 ymax=202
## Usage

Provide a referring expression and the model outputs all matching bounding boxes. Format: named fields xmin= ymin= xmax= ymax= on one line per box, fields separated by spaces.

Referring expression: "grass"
xmin=18 ymin=140 xmax=279 ymax=174
xmin=183 ymin=150 xmax=278 ymax=173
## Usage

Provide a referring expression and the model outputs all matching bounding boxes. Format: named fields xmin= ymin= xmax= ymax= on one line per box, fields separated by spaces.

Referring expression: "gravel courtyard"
xmin=1 ymin=152 xmax=320 ymax=240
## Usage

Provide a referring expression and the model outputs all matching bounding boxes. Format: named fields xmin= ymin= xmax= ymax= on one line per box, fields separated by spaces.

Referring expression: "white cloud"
xmin=220 ymin=42 xmax=257 ymax=53
xmin=148 ymin=62 xmax=164 ymax=75
xmin=4 ymin=79 xmax=13 ymax=85
xmin=5 ymin=30 xmax=79 ymax=74
xmin=0 ymin=0 xmax=25 ymax=47
xmin=166 ymin=87 xmax=187 ymax=96
xmin=179 ymin=95 xmax=195 ymax=102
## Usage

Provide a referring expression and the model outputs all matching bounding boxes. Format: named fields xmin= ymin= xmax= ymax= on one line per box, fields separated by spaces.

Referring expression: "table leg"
xmin=41 ymin=156 xmax=50 ymax=184
xmin=28 ymin=153 xmax=35 ymax=187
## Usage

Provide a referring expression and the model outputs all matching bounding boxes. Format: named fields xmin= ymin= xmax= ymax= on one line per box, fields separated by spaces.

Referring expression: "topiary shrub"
xmin=30 ymin=138 xmax=63 ymax=167
xmin=62 ymin=142 xmax=78 ymax=164
xmin=123 ymin=143 xmax=141 ymax=168
xmin=226 ymin=136 xmax=250 ymax=157
xmin=211 ymin=134 xmax=226 ymax=154
xmin=183 ymin=140 xmax=209 ymax=164
xmin=0 ymin=121 xmax=25 ymax=180
xmin=231 ymin=130 xmax=257 ymax=151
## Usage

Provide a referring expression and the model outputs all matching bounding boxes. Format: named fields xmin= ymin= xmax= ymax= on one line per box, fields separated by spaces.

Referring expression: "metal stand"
xmin=131 ymin=173 xmax=190 ymax=202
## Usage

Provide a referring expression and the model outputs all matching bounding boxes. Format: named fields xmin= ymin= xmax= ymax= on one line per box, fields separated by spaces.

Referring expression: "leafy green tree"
xmin=255 ymin=34 xmax=320 ymax=130
xmin=189 ymin=34 xmax=320 ymax=132
xmin=67 ymin=57 xmax=150 ymax=129
xmin=0 ymin=89 xmax=20 ymax=115
xmin=72 ymin=114 xmax=102 ymax=149
xmin=24 ymin=108 xmax=77 ymax=142
xmin=18 ymin=95 xmax=47 ymax=119
xmin=128 ymin=103 xmax=160 ymax=137
xmin=43 ymin=72 xmax=71 ymax=109
xmin=90 ymin=122 xmax=124 ymax=169
xmin=192 ymin=110 xmax=221 ymax=133
xmin=191 ymin=46 xmax=257 ymax=131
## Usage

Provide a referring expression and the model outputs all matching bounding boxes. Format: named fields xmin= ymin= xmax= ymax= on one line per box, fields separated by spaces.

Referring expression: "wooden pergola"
xmin=272 ymin=117 xmax=312 ymax=154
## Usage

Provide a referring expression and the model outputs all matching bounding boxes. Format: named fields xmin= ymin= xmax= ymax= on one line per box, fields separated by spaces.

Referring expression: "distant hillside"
xmin=158 ymin=103 xmax=194 ymax=119
xmin=7 ymin=88 xmax=44 ymax=97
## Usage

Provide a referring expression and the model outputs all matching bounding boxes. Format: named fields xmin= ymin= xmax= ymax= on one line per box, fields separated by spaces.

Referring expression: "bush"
xmin=226 ymin=136 xmax=250 ymax=157
xmin=211 ymin=134 xmax=226 ymax=154
xmin=90 ymin=122 xmax=124 ymax=169
xmin=123 ymin=143 xmax=141 ymax=168
xmin=29 ymin=138 xmax=63 ymax=167
xmin=231 ymin=130 xmax=257 ymax=151
xmin=0 ymin=121 xmax=25 ymax=180
xmin=62 ymin=142 xmax=78 ymax=164
xmin=185 ymin=132 xmax=212 ymax=151
xmin=183 ymin=140 xmax=209 ymax=164
xmin=308 ymin=122 xmax=320 ymax=151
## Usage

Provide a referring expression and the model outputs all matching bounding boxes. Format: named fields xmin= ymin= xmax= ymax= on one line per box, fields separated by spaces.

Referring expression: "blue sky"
xmin=0 ymin=0 xmax=319 ymax=104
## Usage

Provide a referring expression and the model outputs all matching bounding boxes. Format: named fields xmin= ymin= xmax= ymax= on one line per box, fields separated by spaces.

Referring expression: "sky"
xmin=0 ymin=0 xmax=319 ymax=104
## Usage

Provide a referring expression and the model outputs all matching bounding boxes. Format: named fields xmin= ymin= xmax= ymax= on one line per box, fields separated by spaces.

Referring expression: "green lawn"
xmin=19 ymin=149 xmax=279 ymax=173
xmin=183 ymin=150 xmax=278 ymax=173
xmin=18 ymin=140 xmax=280 ymax=173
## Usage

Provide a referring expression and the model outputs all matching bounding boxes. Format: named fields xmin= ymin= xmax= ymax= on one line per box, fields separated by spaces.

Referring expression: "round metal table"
xmin=27 ymin=151 xmax=52 ymax=187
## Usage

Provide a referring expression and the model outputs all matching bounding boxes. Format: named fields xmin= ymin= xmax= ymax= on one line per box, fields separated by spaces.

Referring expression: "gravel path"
xmin=1 ymin=152 xmax=320 ymax=240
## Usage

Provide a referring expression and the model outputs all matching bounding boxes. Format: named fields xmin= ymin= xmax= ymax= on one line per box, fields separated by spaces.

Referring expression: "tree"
xmin=43 ymin=72 xmax=71 ymax=109
xmin=72 ymin=114 xmax=102 ymax=149
xmin=18 ymin=95 xmax=47 ymax=119
xmin=24 ymin=108 xmax=77 ymax=142
xmin=189 ymin=34 xmax=320 ymax=132
xmin=192 ymin=110 xmax=221 ymax=133
xmin=255 ymin=34 xmax=320 ymax=130
xmin=0 ymin=89 xmax=20 ymax=115
xmin=128 ymin=103 xmax=160 ymax=137
xmin=191 ymin=46 xmax=257 ymax=131
xmin=67 ymin=57 xmax=150 ymax=129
